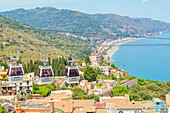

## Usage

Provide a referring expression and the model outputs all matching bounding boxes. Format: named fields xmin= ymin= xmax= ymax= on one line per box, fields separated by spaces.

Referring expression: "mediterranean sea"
xmin=111 ymin=32 xmax=170 ymax=82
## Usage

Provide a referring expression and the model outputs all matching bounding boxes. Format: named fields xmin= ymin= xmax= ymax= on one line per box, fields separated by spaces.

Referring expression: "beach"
xmin=106 ymin=38 xmax=141 ymax=58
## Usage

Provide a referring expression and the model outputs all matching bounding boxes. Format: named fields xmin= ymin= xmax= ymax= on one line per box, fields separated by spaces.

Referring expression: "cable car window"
xmin=11 ymin=67 xmax=23 ymax=76
xmin=41 ymin=69 xmax=53 ymax=77
xmin=69 ymin=69 xmax=79 ymax=77
xmin=64 ymin=68 xmax=68 ymax=76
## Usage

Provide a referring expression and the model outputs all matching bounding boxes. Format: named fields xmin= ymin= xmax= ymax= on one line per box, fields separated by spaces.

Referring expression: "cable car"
xmin=36 ymin=45 xmax=54 ymax=84
xmin=7 ymin=45 xmax=24 ymax=83
xmin=64 ymin=65 xmax=80 ymax=84
xmin=64 ymin=46 xmax=80 ymax=84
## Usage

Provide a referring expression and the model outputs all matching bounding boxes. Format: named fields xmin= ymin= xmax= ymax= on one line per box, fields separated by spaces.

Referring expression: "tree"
xmin=84 ymin=66 xmax=97 ymax=82
xmin=0 ymin=105 xmax=7 ymax=113
xmin=111 ymin=64 xmax=116 ymax=69
xmin=112 ymin=86 xmax=128 ymax=97
xmin=111 ymin=74 xmax=117 ymax=81
xmin=85 ymin=56 xmax=90 ymax=64
xmin=97 ymin=68 xmax=101 ymax=75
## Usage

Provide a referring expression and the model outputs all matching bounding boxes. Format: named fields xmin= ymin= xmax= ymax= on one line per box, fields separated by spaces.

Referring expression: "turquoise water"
xmin=111 ymin=32 xmax=170 ymax=81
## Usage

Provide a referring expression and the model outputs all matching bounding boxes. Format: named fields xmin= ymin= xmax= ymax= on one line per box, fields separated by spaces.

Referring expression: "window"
xmin=11 ymin=67 xmax=23 ymax=76
xmin=27 ymin=81 xmax=29 ymax=85
xmin=41 ymin=69 xmax=53 ymax=77
xmin=69 ymin=69 xmax=79 ymax=77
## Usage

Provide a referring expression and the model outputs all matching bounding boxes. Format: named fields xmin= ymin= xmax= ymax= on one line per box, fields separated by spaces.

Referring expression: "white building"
xmin=0 ymin=66 xmax=4 ymax=72
xmin=98 ymin=66 xmax=111 ymax=76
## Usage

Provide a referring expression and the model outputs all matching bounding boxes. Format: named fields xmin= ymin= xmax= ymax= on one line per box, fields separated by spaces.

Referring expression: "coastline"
xmin=106 ymin=38 xmax=141 ymax=58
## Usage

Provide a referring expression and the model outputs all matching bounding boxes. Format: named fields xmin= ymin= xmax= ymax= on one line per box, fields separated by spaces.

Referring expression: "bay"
xmin=111 ymin=32 xmax=170 ymax=81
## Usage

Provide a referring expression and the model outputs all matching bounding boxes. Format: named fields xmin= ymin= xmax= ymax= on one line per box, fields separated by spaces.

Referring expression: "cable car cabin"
xmin=64 ymin=65 xmax=80 ymax=84
xmin=7 ymin=64 xmax=24 ymax=83
xmin=37 ymin=65 xmax=54 ymax=84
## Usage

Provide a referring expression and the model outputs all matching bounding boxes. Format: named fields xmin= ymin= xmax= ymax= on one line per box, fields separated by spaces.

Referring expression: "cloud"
xmin=142 ymin=0 xmax=148 ymax=3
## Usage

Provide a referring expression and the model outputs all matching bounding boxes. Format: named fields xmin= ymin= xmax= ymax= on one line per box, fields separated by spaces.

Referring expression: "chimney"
xmin=15 ymin=104 xmax=22 ymax=113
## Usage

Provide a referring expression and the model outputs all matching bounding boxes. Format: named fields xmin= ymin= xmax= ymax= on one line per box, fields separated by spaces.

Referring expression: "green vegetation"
xmin=0 ymin=15 xmax=91 ymax=63
xmin=1 ymin=7 xmax=170 ymax=37
xmin=84 ymin=66 xmax=97 ymax=82
xmin=112 ymin=79 xmax=170 ymax=101
xmin=85 ymin=56 xmax=90 ymax=65
xmin=94 ymin=83 xmax=102 ymax=87
xmin=32 ymin=84 xmax=100 ymax=102
xmin=32 ymin=83 xmax=56 ymax=97
xmin=0 ymin=105 xmax=7 ymax=113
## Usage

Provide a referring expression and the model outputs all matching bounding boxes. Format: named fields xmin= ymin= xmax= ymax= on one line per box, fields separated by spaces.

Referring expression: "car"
xmin=18 ymin=97 xmax=25 ymax=101
xmin=8 ymin=106 xmax=14 ymax=111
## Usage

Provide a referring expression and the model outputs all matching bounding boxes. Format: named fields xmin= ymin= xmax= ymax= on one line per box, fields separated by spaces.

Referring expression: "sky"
xmin=0 ymin=0 xmax=169 ymax=23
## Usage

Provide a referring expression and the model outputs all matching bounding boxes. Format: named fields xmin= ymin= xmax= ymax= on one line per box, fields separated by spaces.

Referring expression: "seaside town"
xmin=0 ymin=37 xmax=169 ymax=113
xmin=0 ymin=0 xmax=170 ymax=113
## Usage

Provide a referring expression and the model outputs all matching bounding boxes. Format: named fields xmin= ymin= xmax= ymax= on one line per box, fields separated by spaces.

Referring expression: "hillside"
xmin=0 ymin=7 xmax=170 ymax=36
xmin=0 ymin=15 xmax=90 ymax=63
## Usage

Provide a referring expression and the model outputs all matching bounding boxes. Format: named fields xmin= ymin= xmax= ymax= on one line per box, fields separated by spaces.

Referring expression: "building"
xmin=89 ymin=52 xmax=102 ymax=66
xmin=82 ymin=61 xmax=87 ymax=67
xmin=0 ymin=72 xmax=34 ymax=96
xmin=0 ymin=81 xmax=17 ymax=96
xmin=166 ymin=94 xmax=170 ymax=113
xmin=100 ymin=94 xmax=130 ymax=103
xmin=98 ymin=66 xmax=111 ymax=76
xmin=119 ymin=79 xmax=137 ymax=88
xmin=152 ymin=98 xmax=165 ymax=112
xmin=73 ymin=99 xmax=95 ymax=112
xmin=79 ymin=80 xmax=93 ymax=95
xmin=116 ymin=101 xmax=142 ymax=113
xmin=0 ymin=66 xmax=5 ymax=71
xmin=0 ymin=69 xmax=8 ymax=80
xmin=16 ymin=72 xmax=34 ymax=96
xmin=114 ymin=71 xmax=123 ymax=78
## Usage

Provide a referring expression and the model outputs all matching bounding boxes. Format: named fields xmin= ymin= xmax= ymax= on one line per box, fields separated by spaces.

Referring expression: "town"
xmin=0 ymin=45 xmax=170 ymax=113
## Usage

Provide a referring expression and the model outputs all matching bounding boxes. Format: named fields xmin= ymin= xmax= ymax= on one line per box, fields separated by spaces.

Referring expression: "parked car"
xmin=8 ymin=106 xmax=14 ymax=111
xmin=18 ymin=97 xmax=25 ymax=101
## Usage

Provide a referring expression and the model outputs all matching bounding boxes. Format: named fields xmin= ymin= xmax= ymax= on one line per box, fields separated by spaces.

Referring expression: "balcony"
xmin=2 ymin=90 xmax=7 ymax=92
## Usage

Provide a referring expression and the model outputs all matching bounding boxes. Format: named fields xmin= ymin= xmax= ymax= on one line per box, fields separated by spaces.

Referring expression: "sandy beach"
xmin=106 ymin=38 xmax=141 ymax=58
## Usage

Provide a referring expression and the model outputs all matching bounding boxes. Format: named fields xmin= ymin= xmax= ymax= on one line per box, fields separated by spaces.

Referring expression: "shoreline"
xmin=106 ymin=38 xmax=142 ymax=58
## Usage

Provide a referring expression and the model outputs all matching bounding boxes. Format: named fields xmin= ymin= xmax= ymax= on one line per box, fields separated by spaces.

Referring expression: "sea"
xmin=111 ymin=32 xmax=170 ymax=82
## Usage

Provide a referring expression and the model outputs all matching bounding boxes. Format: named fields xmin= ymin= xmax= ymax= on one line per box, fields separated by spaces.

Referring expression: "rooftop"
xmin=117 ymin=101 xmax=142 ymax=110
xmin=73 ymin=99 xmax=95 ymax=107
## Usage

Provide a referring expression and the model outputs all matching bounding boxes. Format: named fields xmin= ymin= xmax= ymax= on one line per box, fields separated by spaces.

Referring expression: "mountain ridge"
xmin=0 ymin=7 xmax=170 ymax=37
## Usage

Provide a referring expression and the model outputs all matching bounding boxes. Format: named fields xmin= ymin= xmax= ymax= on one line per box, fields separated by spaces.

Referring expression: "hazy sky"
xmin=0 ymin=0 xmax=169 ymax=23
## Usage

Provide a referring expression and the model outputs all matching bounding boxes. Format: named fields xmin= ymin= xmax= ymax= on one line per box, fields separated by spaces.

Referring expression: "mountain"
xmin=0 ymin=15 xmax=90 ymax=62
xmin=0 ymin=7 xmax=170 ymax=36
